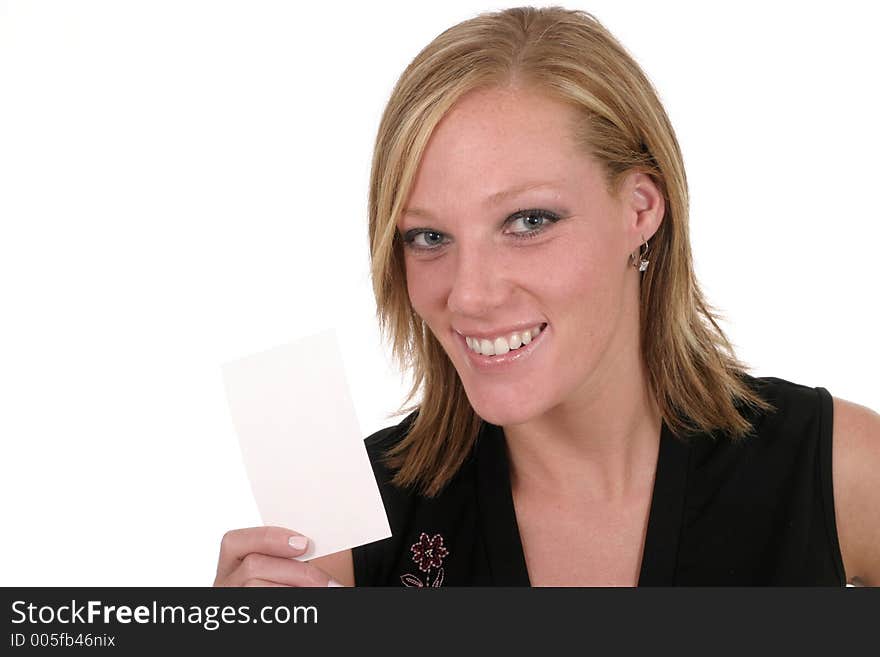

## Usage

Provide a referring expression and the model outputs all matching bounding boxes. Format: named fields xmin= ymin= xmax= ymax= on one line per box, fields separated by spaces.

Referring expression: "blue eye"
xmin=406 ymin=230 xmax=445 ymax=250
xmin=401 ymin=208 xmax=561 ymax=254
xmin=507 ymin=208 xmax=559 ymax=236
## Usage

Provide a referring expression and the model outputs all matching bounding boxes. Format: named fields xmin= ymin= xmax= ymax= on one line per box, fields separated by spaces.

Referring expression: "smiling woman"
xmin=366 ymin=8 xmax=775 ymax=501
xmin=395 ymin=85 xmax=672 ymax=440
xmin=216 ymin=4 xmax=880 ymax=589
xmin=345 ymin=5 xmax=879 ymax=587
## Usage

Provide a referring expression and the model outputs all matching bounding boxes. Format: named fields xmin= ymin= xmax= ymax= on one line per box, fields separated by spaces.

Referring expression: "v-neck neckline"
xmin=474 ymin=417 xmax=691 ymax=586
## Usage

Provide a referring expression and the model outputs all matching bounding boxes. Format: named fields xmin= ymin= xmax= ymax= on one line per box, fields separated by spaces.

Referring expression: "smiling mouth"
xmin=463 ymin=323 xmax=548 ymax=356
xmin=456 ymin=321 xmax=549 ymax=370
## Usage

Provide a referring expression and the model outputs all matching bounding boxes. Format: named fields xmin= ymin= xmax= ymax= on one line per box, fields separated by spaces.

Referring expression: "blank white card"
xmin=221 ymin=329 xmax=391 ymax=561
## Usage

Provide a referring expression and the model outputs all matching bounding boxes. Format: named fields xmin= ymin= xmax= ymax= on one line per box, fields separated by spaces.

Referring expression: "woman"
xmin=214 ymin=6 xmax=879 ymax=587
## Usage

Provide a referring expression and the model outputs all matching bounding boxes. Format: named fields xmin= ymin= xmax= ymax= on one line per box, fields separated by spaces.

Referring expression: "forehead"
xmin=406 ymin=86 xmax=592 ymax=206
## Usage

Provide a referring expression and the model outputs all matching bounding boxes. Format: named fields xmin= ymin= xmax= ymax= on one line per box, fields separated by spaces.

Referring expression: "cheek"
xmin=540 ymin=235 xmax=612 ymax=299
xmin=540 ymin=239 xmax=624 ymax=341
xmin=404 ymin=258 xmax=446 ymax=316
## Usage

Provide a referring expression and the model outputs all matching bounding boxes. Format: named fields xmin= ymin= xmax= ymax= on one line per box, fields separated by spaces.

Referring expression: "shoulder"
xmin=364 ymin=410 xmax=418 ymax=450
xmin=359 ymin=410 xmax=424 ymax=518
xmin=743 ymin=375 xmax=880 ymax=585
xmin=735 ymin=374 xmax=834 ymax=447
xmin=739 ymin=374 xmax=821 ymax=415
xmin=696 ymin=375 xmax=876 ymax=585
xmin=717 ymin=374 xmax=831 ymax=452
xmin=361 ymin=410 xmax=418 ymax=479
xmin=830 ymin=394 xmax=880 ymax=586
xmin=688 ymin=375 xmax=834 ymax=500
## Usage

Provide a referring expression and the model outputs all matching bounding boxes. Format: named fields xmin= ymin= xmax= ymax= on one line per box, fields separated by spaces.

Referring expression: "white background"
xmin=1 ymin=0 xmax=877 ymax=585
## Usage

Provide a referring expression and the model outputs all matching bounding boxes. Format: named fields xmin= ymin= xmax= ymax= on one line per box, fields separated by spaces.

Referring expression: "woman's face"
xmin=398 ymin=85 xmax=657 ymax=427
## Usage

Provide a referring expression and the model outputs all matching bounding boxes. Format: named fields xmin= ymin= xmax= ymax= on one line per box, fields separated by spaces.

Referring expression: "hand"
xmin=213 ymin=526 xmax=344 ymax=587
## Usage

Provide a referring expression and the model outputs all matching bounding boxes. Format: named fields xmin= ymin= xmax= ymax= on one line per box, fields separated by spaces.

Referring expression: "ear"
xmin=620 ymin=170 xmax=664 ymax=252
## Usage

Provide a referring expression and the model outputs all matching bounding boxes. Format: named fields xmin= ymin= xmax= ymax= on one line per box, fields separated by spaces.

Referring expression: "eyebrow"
xmin=402 ymin=180 xmax=562 ymax=219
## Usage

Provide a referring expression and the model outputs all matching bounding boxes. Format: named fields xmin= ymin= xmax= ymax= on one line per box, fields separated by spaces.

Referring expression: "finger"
xmin=228 ymin=551 xmax=334 ymax=588
xmin=241 ymin=578 xmax=291 ymax=588
xmin=217 ymin=526 xmax=310 ymax=580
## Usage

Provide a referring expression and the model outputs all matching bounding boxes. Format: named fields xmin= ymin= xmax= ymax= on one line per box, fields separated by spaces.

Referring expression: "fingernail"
xmin=288 ymin=535 xmax=308 ymax=550
xmin=327 ymin=578 xmax=345 ymax=587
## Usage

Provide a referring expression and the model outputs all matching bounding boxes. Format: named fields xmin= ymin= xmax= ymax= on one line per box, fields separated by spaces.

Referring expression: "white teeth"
xmin=465 ymin=324 xmax=545 ymax=356
xmin=508 ymin=332 xmax=522 ymax=349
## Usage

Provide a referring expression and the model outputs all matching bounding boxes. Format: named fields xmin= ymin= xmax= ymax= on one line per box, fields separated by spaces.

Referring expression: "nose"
xmin=446 ymin=240 xmax=510 ymax=318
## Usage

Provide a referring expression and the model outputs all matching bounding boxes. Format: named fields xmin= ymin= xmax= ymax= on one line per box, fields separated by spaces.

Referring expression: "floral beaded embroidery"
xmin=400 ymin=532 xmax=448 ymax=587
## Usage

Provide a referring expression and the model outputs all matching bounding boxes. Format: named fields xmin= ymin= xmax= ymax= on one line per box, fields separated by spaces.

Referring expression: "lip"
xmin=453 ymin=322 xmax=546 ymax=341
xmin=454 ymin=322 xmax=549 ymax=372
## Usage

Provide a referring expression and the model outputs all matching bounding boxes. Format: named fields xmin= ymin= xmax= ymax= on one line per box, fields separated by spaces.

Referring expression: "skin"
xmin=397 ymin=84 xmax=664 ymax=502
xmin=394 ymin=84 xmax=666 ymax=585
xmin=215 ymin=84 xmax=880 ymax=587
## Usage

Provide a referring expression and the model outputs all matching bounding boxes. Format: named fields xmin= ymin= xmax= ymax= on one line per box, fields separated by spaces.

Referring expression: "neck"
xmin=501 ymin=306 xmax=661 ymax=503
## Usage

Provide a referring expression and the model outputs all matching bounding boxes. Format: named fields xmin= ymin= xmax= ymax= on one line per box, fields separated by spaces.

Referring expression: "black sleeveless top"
xmin=352 ymin=375 xmax=846 ymax=586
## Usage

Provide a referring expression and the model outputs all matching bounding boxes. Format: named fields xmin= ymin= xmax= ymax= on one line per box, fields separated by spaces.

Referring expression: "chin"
xmin=467 ymin=396 xmax=545 ymax=428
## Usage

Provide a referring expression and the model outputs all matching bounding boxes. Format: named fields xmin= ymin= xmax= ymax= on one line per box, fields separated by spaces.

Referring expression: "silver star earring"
xmin=629 ymin=235 xmax=650 ymax=272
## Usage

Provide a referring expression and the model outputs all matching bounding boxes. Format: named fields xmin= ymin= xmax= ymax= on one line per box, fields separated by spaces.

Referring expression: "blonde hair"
xmin=368 ymin=5 xmax=774 ymax=497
